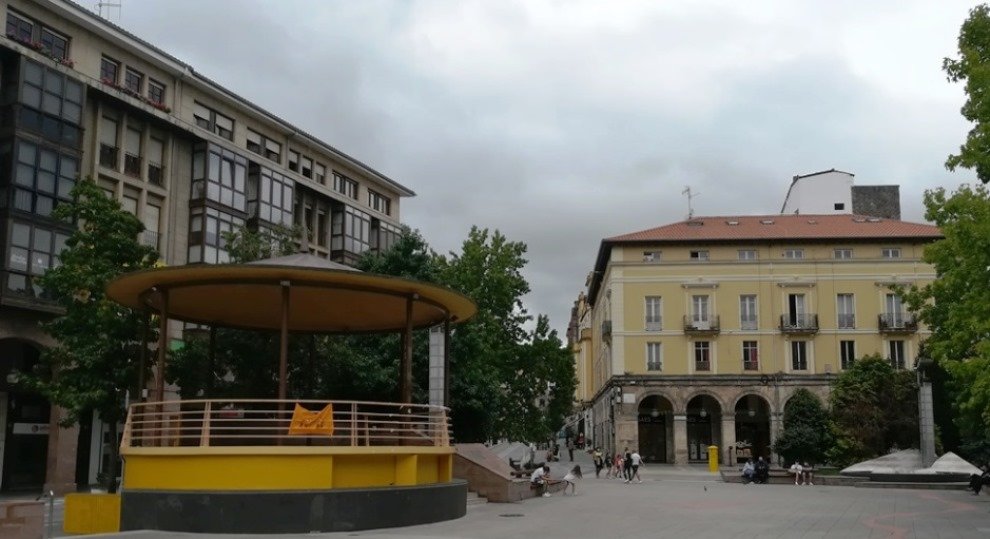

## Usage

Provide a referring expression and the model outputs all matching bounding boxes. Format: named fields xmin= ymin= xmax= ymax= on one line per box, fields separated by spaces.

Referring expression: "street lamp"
xmin=610 ymin=386 xmax=622 ymax=454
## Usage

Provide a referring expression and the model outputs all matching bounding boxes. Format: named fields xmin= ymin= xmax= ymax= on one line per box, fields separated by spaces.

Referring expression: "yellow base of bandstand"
xmin=122 ymin=445 xmax=455 ymax=491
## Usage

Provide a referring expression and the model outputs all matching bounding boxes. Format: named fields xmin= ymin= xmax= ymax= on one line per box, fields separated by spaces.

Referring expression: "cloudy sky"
xmin=97 ymin=0 xmax=978 ymax=336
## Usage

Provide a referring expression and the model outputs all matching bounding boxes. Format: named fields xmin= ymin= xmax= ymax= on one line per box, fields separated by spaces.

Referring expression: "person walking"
xmin=612 ymin=453 xmax=624 ymax=479
xmin=567 ymin=438 xmax=575 ymax=462
xmin=627 ymin=449 xmax=643 ymax=483
xmin=593 ymin=447 xmax=604 ymax=478
xmin=623 ymin=447 xmax=633 ymax=481
xmin=562 ymin=465 xmax=583 ymax=495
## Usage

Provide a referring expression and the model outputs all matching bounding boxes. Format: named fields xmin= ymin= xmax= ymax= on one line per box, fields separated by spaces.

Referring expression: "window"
xmin=834 ymin=248 xmax=852 ymax=259
xmin=646 ymin=343 xmax=663 ymax=371
xmin=12 ymin=141 xmax=77 ymax=217
xmin=331 ymin=205 xmax=372 ymax=259
xmin=248 ymin=165 xmax=294 ymax=226
xmin=40 ymin=27 xmax=68 ymax=60
xmin=191 ymin=143 xmax=247 ymax=211
xmin=333 ymin=173 xmax=358 ymax=199
xmin=740 ymin=295 xmax=757 ymax=330
xmin=100 ymin=56 xmax=119 ymax=84
xmin=689 ymin=250 xmax=709 ymax=262
xmin=314 ymin=163 xmax=326 ymax=184
xmin=837 ymin=293 xmax=855 ymax=329
xmin=791 ymin=341 xmax=808 ymax=371
xmin=645 ymin=296 xmax=662 ymax=331
xmin=246 ymin=129 xmax=281 ymax=162
xmin=694 ymin=342 xmax=711 ymax=371
xmin=6 ymin=221 xmax=69 ymax=298
xmin=738 ymin=249 xmax=757 ymax=260
xmin=99 ymin=116 xmax=118 ymax=169
xmin=187 ymin=206 xmax=245 ymax=264
xmin=834 ymin=203 xmax=845 ymax=210
xmin=840 ymin=340 xmax=855 ymax=370
xmin=691 ymin=294 xmax=711 ymax=329
xmin=142 ymin=201 xmax=162 ymax=250
xmin=123 ymin=67 xmax=143 ymax=94
xmin=642 ymin=250 xmax=661 ymax=262
xmin=743 ymin=341 xmax=759 ymax=370
xmin=786 ymin=293 xmax=807 ymax=326
xmin=19 ymin=60 xmax=83 ymax=145
xmin=123 ymin=126 xmax=142 ymax=178
xmin=288 ymin=150 xmax=299 ymax=172
xmin=888 ymin=340 xmax=905 ymax=370
xmin=368 ymin=189 xmax=391 ymax=215
xmin=147 ymin=79 xmax=165 ymax=105
xmin=147 ymin=137 xmax=165 ymax=186
xmin=783 ymin=249 xmax=804 ymax=259
xmin=372 ymin=220 xmax=401 ymax=253
xmin=301 ymin=156 xmax=313 ymax=179
xmin=881 ymin=247 xmax=901 ymax=259
xmin=193 ymin=102 xmax=233 ymax=140
xmin=6 ymin=11 xmax=33 ymax=42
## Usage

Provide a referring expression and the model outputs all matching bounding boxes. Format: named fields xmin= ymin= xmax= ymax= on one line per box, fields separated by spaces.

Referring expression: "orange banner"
xmin=288 ymin=403 xmax=334 ymax=436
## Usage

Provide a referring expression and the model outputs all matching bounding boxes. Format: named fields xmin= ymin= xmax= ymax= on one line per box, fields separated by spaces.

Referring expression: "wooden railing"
xmin=121 ymin=399 xmax=451 ymax=449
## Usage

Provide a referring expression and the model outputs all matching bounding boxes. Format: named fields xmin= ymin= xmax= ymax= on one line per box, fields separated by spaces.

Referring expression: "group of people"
xmin=968 ymin=464 xmax=990 ymax=495
xmin=530 ymin=464 xmax=583 ymax=497
xmin=591 ymin=446 xmax=643 ymax=483
xmin=788 ymin=461 xmax=815 ymax=485
xmin=741 ymin=457 xmax=770 ymax=484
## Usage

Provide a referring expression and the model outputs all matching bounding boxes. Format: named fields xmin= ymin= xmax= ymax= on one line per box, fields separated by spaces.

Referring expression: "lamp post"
xmin=609 ymin=386 xmax=622 ymax=454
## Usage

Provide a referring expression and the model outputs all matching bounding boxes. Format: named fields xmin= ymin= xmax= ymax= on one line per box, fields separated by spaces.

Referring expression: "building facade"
xmin=573 ymin=214 xmax=941 ymax=465
xmin=0 ymin=0 xmax=413 ymax=493
xmin=780 ymin=169 xmax=902 ymax=220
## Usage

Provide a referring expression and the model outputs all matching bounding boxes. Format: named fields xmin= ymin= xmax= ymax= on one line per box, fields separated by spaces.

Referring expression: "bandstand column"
xmin=400 ymin=295 xmax=414 ymax=403
xmin=673 ymin=414 xmax=688 ymax=464
xmin=277 ymin=281 xmax=290 ymax=400
xmin=443 ymin=316 xmax=450 ymax=407
xmin=155 ymin=288 xmax=169 ymax=403
xmin=721 ymin=415 xmax=736 ymax=466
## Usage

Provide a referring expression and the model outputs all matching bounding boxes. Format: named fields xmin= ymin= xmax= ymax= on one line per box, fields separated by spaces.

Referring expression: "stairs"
xmin=466 ymin=490 xmax=488 ymax=506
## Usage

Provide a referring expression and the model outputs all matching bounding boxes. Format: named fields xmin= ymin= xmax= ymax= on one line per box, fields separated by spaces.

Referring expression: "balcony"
xmin=148 ymin=162 xmax=164 ymax=186
xmin=743 ymin=359 xmax=759 ymax=371
xmin=124 ymin=152 xmax=142 ymax=178
xmin=780 ymin=313 xmax=819 ymax=334
xmin=878 ymin=313 xmax=918 ymax=333
xmin=694 ymin=360 xmax=711 ymax=372
xmin=99 ymin=144 xmax=118 ymax=169
xmin=140 ymin=230 xmax=160 ymax=250
xmin=683 ymin=315 xmax=720 ymax=335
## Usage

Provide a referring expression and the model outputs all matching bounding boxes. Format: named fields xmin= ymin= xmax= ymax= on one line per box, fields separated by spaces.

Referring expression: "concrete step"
xmin=466 ymin=491 xmax=488 ymax=506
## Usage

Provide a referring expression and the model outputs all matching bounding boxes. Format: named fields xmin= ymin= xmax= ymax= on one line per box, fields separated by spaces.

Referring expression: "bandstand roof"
xmin=106 ymin=255 xmax=476 ymax=333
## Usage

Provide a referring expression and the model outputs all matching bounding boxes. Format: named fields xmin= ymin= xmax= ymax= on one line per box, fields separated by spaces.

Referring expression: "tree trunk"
xmin=105 ymin=418 xmax=120 ymax=494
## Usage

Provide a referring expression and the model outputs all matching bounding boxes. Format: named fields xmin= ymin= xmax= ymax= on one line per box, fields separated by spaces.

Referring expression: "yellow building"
xmin=573 ymin=213 xmax=941 ymax=465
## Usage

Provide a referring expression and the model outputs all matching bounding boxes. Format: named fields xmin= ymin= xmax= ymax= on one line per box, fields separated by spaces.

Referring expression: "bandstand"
xmin=104 ymin=254 xmax=476 ymax=533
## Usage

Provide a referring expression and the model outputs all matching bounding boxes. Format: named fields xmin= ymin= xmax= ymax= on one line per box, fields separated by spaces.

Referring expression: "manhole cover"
xmin=499 ymin=513 xmax=525 ymax=518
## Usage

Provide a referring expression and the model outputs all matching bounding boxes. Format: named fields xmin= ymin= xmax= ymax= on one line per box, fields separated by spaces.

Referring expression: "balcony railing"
xmin=740 ymin=318 xmax=758 ymax=331
xmin=148 ymin=162 xmax=164 ymax=186
xmin=694 ymin=360 xmax=711 ymax=371
xmin=121 ymin=398 xmax=451 ymax=449
xmin=123 ymin=152 xmax=141 ymax=178
xmin=683 ymin=315 xmax=720 ymax=334
xmin=780 ymin=313 xmax=819 ymax=334
xmin=878 ymin=313 xmax=917 ymax=333
xmin=837 ymin=313 xmax=856 ymax=329
xmin=99 ymin=144 xmax=118 ymax=169
xmin=645 ymin=320 xmax=662 ymax=331
xmin=743 ymin=359 xmax=759 ymax=371
xmin=140 ymin=230 xmax=160 ymax=250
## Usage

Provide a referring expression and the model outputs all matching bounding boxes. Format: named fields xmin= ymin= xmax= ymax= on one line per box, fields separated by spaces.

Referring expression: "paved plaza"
xmin=70 ymin=451 xmax=990 ymax=539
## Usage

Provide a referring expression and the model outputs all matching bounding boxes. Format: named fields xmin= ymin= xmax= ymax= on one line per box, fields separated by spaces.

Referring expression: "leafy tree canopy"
xmin=772 ymin=388 xmax=831 ymax=466
xmin=945 ymin=4 xmax=990 ymax=183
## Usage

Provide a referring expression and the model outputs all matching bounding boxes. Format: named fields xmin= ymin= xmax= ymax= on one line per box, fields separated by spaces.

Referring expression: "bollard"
xmin=46 ymin=490 xmax=54 ymax=539
xmin=707 ymin=445 xmax=719 ymax=473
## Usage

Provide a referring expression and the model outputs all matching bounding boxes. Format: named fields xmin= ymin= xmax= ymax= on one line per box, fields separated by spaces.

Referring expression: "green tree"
xmin=24 ymin=179 xmax=158 ymax=492
xmin=945 ymin=4 xmax=990 ymax=183
xmin=772 ymin=389 xmax=830 ymax=466
xmin=899 ymin=184 xmax=990 ymax=460
xmin=826 ymin=355 xmax=919 ymax=468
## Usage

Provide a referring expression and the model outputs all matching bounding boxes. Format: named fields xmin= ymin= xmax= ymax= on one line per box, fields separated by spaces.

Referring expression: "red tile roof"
xmin=607 ymin=214 xmax=941 ymax=243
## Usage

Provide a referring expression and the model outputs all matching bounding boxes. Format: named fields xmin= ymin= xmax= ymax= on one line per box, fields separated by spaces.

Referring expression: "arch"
xmin=637 ymin=394 xmax=674 ymax=463
xmin=732 ymin=393 xmax=772 ymax=463
xmin=684 ymin=394 xmax=722 ymax=462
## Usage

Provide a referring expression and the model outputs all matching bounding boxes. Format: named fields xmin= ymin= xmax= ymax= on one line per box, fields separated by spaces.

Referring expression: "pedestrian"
xmin=562 ymin=465 xmax=583 ymax=495
xmin=802 ymin=462 xmax=815 ymax=486
xmin=593 ymin=447 xmax=604 ymax=478
xmin=612 ymin=453 xmax=624 ymax=479
xmin=626 ymin=449 xmax=643 ymax=483
xmin=789 ymin=461 xmax=804 ymax=485
xmin=567 ymin=438 xmax=575 ymax=462
xmin=741 ymin=459 xmax=755 ymax=484
xmin=531 ymin=464 xmax=553 ymax=497
xmin=623 ymin=447 xmax=633 ymax=481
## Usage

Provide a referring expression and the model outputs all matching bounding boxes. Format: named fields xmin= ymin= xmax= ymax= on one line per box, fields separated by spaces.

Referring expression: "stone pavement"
xmin=76 ymin=450 xmax=990 ymax=538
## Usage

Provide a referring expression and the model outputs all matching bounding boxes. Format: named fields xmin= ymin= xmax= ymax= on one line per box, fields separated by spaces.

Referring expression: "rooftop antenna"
xmin=95 ymin=1 xmax=122 ymax=23
xmin=682 ymin=186 xmax=699 ymax=219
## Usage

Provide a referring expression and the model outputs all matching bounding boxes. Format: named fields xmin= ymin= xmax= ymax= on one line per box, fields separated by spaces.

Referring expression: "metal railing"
xmin=837 ymin=313 xmax=856 ymax=329
xmin=878 ymin=312 xmax=917 ymax=332
xmin=121 ymin=399 xmax=451 ymax=449
xmin=99 ymin=144 xmax=118 ymax=169
xmin=147 ymin=162 xmax=164 ymax=186
xmin=123 ymin=152 xmax=142 ymax=177
xmin=780 ymin=313 xmax=819 ymax=333
xmin=683 ymin=315 xmax=720 ymax=333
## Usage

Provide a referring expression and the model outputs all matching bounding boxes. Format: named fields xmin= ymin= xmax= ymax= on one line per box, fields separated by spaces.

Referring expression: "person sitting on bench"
xmin=741 ymin=459 xmax=755 ymax=484
xmin=969 ymin=464 xmax=990 ymax=495
xmin=754 ymin=456 xmax=769 ymax=484
xmin=531 ymin=464 xmax=553 ymax=497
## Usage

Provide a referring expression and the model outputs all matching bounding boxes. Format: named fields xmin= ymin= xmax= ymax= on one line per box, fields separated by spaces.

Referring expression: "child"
xmin=562 ymin=465 xmax=582 ymax=495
